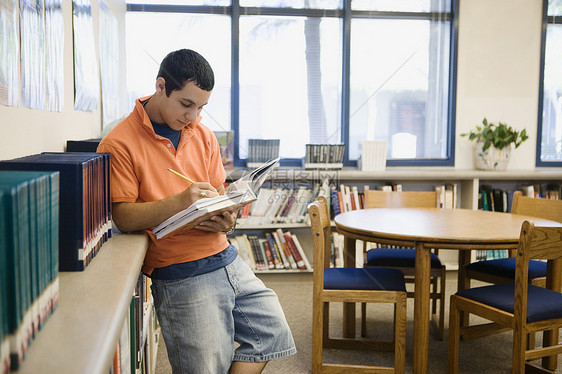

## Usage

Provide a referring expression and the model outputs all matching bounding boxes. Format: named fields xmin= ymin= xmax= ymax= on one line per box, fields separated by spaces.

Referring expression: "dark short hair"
xmin=157 ymin=49 xmax=214 ymax=96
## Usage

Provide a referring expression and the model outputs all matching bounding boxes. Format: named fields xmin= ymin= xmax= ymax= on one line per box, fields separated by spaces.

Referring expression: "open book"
xmin=152 ymin=157 xmax=280 ymax=240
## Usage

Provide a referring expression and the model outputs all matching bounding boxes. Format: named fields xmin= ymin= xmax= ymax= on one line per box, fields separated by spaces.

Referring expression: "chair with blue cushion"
xmin=464 ymin=191 xmax=562 ymax=287
xmin=308 ymin=196 xmax=407 ymax=374
xmin=448 ymin=221 xmax=562 ymax=373
xmin=361 ymin=188 xmax=446 ymax=340
xmin=462 ymin=190 xmax=562 ymax=345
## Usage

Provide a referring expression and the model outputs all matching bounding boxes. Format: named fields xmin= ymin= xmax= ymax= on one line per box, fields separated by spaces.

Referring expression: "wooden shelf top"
xmin=226 ymin=167 xmax=562 ymax=182
xmin=18 ymin=232 xmax=149 ymax=374
xmin=236 ymin=222 xmax=310 ymax=230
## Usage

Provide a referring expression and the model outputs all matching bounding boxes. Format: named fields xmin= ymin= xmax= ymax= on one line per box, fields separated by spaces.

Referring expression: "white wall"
xmin=0 ymin=0 xmax=547 ymax=169
xmin=455 ymin=0 xmax=543 ymax=170
xmin=0 ymin=0 xmax=127 ymax=160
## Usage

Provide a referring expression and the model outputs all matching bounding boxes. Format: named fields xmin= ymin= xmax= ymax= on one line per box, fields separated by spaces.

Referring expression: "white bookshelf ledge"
xmin=18 ymin=232 xmax=149 ymax=374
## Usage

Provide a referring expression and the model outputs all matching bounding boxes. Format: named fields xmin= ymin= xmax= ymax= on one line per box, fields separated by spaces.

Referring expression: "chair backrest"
xmin=363 ymin=188 xmax=438 ymax=209
xmin=511 ymin=190 xmax=562 ymax=223
xmin=308 ymin=196 xmax=332 ymax=275
xmin=514 ymin=221 xmax=562 ymax=326
xmin=518 ymin=221 xmax=562 ymax=263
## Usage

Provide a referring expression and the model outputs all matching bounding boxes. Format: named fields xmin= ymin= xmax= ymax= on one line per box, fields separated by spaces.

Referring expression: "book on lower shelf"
xmin=229 ymin=229 xmax=312 ymax=272
xmin=153 ymin=157 xmax=280 ymax=240
xmin=435 ymin=184 xmax=458 ymax=209
xmin=125 ymin=274 xmax=159 ymax=374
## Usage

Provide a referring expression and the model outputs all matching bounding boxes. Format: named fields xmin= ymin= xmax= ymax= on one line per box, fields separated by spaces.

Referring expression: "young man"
xmin=97 ymin=49 xmax=296 ymax=374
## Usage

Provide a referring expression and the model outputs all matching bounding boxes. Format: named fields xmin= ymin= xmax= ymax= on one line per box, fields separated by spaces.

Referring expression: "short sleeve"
xmin=208 ymin=132 xmax=227 ymax=188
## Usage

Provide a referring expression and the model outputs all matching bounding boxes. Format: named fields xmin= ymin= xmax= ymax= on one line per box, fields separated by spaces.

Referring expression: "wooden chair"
xmin=462 ymin=191 xmax=562 ymax=345
xmin=309 ymin=196 xmax=407 ymax=373
xmin=464 ymin=191 xmax=562 ymax=286
xmin=361 ymin=188 xmax=447 ymax=340
xmin=448 ymin=221 xmax=562 ymax=373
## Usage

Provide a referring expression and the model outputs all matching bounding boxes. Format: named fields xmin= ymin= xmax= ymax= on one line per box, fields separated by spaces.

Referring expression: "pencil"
xmin=167 ymin=168 xmax=196 ymax=184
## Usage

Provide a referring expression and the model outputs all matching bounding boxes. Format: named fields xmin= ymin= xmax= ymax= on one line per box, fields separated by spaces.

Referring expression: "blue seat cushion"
xmin=464 ymin=257 xmax=547 ymax=280
xmin=324 ymin=267 xmax=406 ymax=292
xmin=456 ymin=283 xmax=562 ymax=323
xmin=366 ymin=248 xmax=443 ymax=269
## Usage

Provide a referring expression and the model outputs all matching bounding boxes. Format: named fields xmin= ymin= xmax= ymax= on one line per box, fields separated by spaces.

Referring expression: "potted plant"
xmin=461 ymin=118 xmax=528 ymax=170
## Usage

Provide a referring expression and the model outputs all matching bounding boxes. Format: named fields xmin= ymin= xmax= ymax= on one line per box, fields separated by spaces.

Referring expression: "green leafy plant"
xmin=461 ymin=118 xmax=528 ymax=151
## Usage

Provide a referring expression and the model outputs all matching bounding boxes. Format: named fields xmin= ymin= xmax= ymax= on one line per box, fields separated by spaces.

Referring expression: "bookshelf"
xmin=17 ymin=232 xmax=150 ymax=374
xmin=226 ymin=167 xmax=562 ymax=271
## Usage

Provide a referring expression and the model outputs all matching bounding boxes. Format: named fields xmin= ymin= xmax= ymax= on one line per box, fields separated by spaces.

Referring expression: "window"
xmin=538 ymin=0 xmax=562 ymax=166
xmin=238 ymin=14 xmax=342 ymax=160
xmin=349 ymin=11 xmax=452 ymax=163
xmin=126 ymin=0 xmax=457 ymax=167
xmin=125 ymin=11 xmax=231 ymax=131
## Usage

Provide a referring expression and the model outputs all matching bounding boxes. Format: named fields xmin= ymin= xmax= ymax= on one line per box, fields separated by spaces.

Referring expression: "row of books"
xmin=0 ymin=152 xmax=113 ymax=271
xmin=237 ymin=182 xmax=369 ymax=227
xmin=435 ymin=184 xmax=458 ymax=209
xmin=329 ymin=184 xmax=365 ymax=217
xmin=247 ymin=139 xmax=280 ymax=167
xmin=304 ymin=144 xmax=345 ymax=169
xmin=518 ymin=183 xmax=561 ymax=200
xmin=237 ymin=185 xmax=318 ymax=226
xmin=328 ymin=183 xmax=458 ymax=218
xmin=236 ymin=181 xmax=460 ymax=225
xmin=479 ymin=186 xmax=514 ymax=213
xmin=476 ymin=184 xmax=562 ymax=261
xmin=131 ymin=275 xmax=157 ymax=374
xmin=0 ymin=171 xmax=60 ymax=372
xmin=474 ymin=249 xmax=510 ymax=262
xmin=110 ymin=274 xmax=159 ymax=374
xmin=478 ymin=184 xmax=562 ymax=214
xmin=228 ymin=229 xmax=312 ymax=271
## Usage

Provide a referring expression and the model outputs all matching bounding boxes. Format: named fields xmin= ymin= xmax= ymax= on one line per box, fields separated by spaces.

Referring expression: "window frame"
xmin=536 ymin=0 xmax=562 ymax=167
xmin=126 ymin=0 xmax=458 ymax=168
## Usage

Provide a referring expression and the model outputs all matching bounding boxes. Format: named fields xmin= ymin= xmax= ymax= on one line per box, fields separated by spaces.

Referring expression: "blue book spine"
xmin=330 ymin=187 xmax=340 ymax=217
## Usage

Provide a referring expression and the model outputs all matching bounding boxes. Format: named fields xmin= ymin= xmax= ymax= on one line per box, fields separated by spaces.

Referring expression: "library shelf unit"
xmin=17 ymin=232 xmax=150 ymax=374
xmin=227 ymin=167 xmax=562 ymax=271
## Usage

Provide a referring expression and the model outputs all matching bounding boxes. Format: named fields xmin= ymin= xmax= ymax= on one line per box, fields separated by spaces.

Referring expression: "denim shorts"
xmin=151 ymin=255 xmax=297 ymax=374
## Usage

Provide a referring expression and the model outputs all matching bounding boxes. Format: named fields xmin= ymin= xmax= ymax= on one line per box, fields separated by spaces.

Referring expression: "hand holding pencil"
xmin=168 ymin=168 xmax=220 ymax=198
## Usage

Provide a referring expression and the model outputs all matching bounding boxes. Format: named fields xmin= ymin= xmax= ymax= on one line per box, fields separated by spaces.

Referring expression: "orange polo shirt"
xmin=97 ymin=96 xmax=228 ymax=275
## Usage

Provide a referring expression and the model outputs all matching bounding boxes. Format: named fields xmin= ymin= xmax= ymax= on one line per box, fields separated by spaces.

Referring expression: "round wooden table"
xmin=335 ymin=208 xmax=562 ymax=374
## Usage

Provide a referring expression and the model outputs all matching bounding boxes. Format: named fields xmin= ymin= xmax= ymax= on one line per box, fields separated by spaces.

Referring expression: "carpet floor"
xmin=154 ymin=271 xmax=562 ymax=374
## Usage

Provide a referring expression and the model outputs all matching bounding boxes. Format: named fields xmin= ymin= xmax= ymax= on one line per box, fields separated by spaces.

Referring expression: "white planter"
xmin=474 ymin=141 xmax=512 ymax=171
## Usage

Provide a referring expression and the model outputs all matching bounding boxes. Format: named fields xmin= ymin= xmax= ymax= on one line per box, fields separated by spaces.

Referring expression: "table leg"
xmin=413 ymin=242 xmax=430 ymax=374
xmin=458 ymin=251 xmax=471 ymax=328
xmin=343 ymin=235 xmax=356 ymax=338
